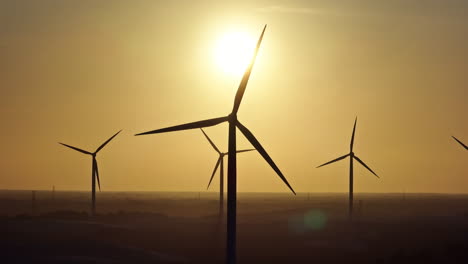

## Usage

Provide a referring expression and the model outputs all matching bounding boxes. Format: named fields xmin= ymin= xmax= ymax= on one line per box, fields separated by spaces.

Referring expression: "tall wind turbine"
xmin=59 ymin=130 xmax=121 ymax=216
xmin=316 ymin=118 xmax=379 ymax=219
xmin=452 ymin=136 xmax=468 ymax=150
xmin=136 ymin=25 xmax=295 ymax=264
xmin=200 ymin=128 xmax=255 ymax=218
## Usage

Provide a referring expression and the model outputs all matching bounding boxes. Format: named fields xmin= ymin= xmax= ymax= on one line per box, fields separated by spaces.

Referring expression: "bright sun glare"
xmin=214 ymin=31 xmax=256 ymax=76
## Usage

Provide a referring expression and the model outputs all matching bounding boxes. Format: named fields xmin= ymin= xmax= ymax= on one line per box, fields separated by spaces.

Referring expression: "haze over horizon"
xmin=1 ymin=0 xmax=467 ymax=193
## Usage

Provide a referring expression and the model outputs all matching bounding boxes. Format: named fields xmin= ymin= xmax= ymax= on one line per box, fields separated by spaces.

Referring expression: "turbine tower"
xmin=59 ymin=130 xmax=121 ymax=216
xmin=316 ymin=118 xmax=379 ymax=219
xmin=200 ymin=128 xmax=255 ymax=218
xmin=452 ymin=136 xmax=468 ymax=150
xmin=136 ymin=25 xmax=295 ymax=264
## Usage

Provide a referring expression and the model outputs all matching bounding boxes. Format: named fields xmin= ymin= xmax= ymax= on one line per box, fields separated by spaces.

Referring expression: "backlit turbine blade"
xmin=232 ymin=25 xmax=267 ymax=114
xmin=200 ymin=128 xmax=221 ymax=154
xmin=236 ymin=120 xmax=296 ymax=195
xmin=236 ymin=149 xmax=256 ymax=153
xmin=59 ymin=143 xmax=92 ymax=155
xmin=316 ymin=154 xmax=350 ymax=168
xmin=207 ymin=157 xmax=222 ymax=190
xmin=135 ymin=116 xmax=228 ymax=136
xmin=354 ymin=155 xmax=379 ymax=178
xmin=452 ymin=136 xmax=468 ymax=150
xmin=94 ymin=158 xmax=101 ymax=191
xmin=224 ymin=149 xmax=255 ymax=156
xmin=95 ymin=130 xmax=122 ymax=154
xmin=350 ymin=117 xmax=357 ymax=152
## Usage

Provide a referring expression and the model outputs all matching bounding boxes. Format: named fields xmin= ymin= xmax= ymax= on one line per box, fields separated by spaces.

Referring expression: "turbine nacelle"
xmin=228 ymin=113 xmax=237 ymax=122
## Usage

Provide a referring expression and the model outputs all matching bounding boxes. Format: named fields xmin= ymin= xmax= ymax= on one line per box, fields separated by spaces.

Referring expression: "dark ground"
xmin=1 ymin=191 xmax=468 ymax=263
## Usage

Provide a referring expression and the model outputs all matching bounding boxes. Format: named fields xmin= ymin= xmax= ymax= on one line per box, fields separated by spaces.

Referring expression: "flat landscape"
xmin=2 ymin=191 xmax=468 ymax=263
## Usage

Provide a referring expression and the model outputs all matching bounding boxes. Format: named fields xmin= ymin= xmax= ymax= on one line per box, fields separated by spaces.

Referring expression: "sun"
xmin=214 ymin=31 xmax=256 ymax=76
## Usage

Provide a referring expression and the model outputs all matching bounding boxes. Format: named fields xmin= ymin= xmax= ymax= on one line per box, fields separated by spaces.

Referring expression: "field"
xmin=2 ymin=191 xmax=468 ymax=263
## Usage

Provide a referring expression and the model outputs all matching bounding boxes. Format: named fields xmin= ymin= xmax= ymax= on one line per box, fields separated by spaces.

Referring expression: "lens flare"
xmin=288 ymin=210 xmax=328 ymax=234
xmin=304 ymin=210 xmax=327 ymax=230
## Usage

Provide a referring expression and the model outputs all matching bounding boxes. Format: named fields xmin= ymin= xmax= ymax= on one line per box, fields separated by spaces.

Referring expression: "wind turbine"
xmin=200 ymin=128 xmax=255 ymax=218
xmin=316 ymin=118 xmax=379 ymax=219
xmin=59 ymin=130 xmax=121 ymax=216
xmin=135 ymin=25 xmax=295 ymax=264
xmin=452 ymin=136 xmax=468 ymax=150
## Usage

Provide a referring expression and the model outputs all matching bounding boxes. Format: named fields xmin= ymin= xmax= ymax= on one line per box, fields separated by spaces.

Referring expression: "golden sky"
xmin=1 ymin=0 xmax=467 ymax=193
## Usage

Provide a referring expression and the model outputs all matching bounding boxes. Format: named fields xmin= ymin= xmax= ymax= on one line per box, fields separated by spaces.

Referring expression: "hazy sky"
xmin=1 ymin=0 xmax=467 ymax=193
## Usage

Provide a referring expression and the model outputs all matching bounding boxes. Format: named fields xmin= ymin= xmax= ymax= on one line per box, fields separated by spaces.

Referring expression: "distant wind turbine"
xmin=200 ymin=128 xmax=255 ymax=218
xmin=316 ymin=118 xmax=379 ymax=219
xmin=452 ymin=136 xmax=468 ymax=150
xmin=135 ymin=25 xmax=295 ymax=264
xmin=59 ymin=130 xmax=121 ymax=216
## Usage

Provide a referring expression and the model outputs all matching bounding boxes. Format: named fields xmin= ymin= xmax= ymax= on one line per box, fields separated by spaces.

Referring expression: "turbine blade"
xmin=316 ymin=154 xmax=350 ymax=168
xmin=59 ymin=143 xmax=92 ymax=155
xmin=207 ymin=157 xmax=222 ymax=190
xmin=94 ymin=158 xmax=101 ymax=191
xmin=350 ymin=117 xmax=357 ymax=151
xmin=452 ymin=136 xmax=468 ymax=150
xmin=236 ymin=120 xmax=296 ymax=195
xmin=200 ymin=128 xmax=221 ymax=154
xmin=236 ymin=149 xmax=256 ymax=153
xmin=232 ymin=25 xmax=267 ymax=114
xmin=354 ymin=155 xmax=379 ymax=178
xmin=95 ymin=130 xmax=122 ymax=153
xmin=135 ymin=116 xmax=228 ymax=136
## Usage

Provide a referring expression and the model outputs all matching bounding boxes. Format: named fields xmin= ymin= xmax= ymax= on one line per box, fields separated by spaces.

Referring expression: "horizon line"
xmin=1 ymin=189 xmax=468 ymax=195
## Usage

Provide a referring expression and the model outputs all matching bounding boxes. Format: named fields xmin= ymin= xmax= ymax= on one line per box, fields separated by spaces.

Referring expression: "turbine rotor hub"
xmin=227 ymin=113 xmax=237 ymax=123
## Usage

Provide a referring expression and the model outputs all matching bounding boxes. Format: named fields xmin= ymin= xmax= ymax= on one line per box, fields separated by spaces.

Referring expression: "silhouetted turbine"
xmin=316 ymin=118 xmax=379 ymax=219
xmin=201 ymin=128 xmax=255 ymax=217
xmin=59 ymin=130 xmax=121 ymax=216
xmin=135 ymin=25 xmax=295 ymax=264
xmin=452 ymin=136 xmax=468 ymax=150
